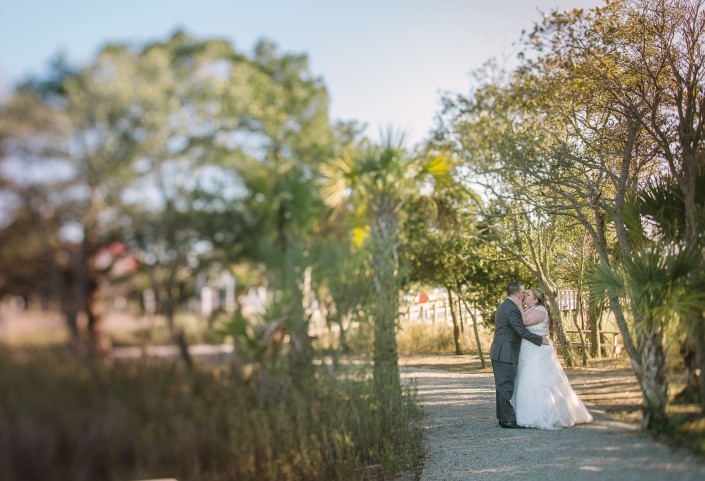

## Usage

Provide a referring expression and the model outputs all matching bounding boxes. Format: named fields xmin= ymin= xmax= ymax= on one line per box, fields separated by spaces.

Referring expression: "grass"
xmin=665 ymin=404 xmax=705 ymax=455
xmin=0 ymin=347 xmax=424 ymax=481
xmin=396 ymin=321 xmax=491 ymax=356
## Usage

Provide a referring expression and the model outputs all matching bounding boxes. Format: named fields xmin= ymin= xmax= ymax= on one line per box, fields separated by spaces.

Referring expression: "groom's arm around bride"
xmin=489 ymin=282 xmax=548 ymax=428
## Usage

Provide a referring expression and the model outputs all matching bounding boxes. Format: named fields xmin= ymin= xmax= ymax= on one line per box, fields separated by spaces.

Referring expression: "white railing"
xmin=400 ymin=296 xmax=481 ymax=325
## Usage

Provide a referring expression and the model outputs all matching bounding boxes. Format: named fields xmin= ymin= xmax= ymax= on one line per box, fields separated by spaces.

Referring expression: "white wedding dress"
xmin=512 ymin=305 xmax=593 ymax=429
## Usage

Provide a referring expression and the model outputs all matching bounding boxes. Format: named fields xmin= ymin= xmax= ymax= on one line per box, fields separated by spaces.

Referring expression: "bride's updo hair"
xmin=530 ymin=287 xmax=554 ymax=337
xmin=531 ymin=287 xmax=546 ymax=305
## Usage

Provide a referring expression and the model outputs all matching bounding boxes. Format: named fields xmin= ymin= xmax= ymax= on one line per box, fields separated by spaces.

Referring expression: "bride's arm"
xmin=523 ymin=307 xmax=545 ymax=326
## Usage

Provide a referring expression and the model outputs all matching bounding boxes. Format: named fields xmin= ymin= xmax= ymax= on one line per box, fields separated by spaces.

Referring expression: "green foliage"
xmin=0 ymin=349 xmax=423 ymax=481
xmin=404 ymin=216 xmax=512 ymax=326
xmin=627 ymin=171 xmax=705 ymax=247
xmin=588 ymin=245 xmax=704 ymax=337
xmin=593 ymin=166 xmax=705 ymax=341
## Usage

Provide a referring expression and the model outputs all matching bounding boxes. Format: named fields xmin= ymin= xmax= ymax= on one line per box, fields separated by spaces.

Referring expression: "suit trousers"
xmin=491 ymin=359 xmax=517 ymax=424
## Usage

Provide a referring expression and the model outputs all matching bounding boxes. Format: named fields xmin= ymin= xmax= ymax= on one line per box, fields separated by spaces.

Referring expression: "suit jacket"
xmin=489 ymin=298 xmax=544 ymax=363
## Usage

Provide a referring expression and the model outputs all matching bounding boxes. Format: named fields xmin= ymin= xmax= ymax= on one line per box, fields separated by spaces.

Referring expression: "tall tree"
xmin=617 ymin=0 xmax=705 ymax=406
xmin=1 ymin=32 xmax=338 ymax=367
xmin=523 ymin=0 xmax=705 ymax=419
xmin=433 ymin=0 xmax=704 ymax=430
xmin=321 ymin=131 xmax=452 ymax=403
xmin=2 ymin=51 xmax=147 ymax=355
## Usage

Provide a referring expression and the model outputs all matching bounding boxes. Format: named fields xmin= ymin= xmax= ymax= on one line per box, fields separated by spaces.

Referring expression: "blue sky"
xmin=0 ymin=0 xmax=601 ymax=144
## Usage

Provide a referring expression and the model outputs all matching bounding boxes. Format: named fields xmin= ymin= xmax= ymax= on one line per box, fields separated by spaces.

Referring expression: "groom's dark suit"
xmin=490 ymin=298 xmax=544 ymax=426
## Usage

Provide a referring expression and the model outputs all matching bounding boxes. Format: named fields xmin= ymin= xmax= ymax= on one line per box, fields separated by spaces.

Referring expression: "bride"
xmin=512 ymin=287 xmax=593 ymax=429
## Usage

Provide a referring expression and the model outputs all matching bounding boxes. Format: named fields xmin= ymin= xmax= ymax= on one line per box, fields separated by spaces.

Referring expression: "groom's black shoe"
xmin=499 ymin=421 xmax=526 ymax=429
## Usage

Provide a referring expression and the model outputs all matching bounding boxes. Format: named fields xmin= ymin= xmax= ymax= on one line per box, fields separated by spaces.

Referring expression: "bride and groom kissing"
xmin=490 ymin=281 xmax=593 ymax=430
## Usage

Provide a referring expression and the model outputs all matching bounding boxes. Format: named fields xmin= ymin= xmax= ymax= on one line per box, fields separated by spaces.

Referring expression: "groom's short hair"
xmin=507 ymin=281 xmax=523 ymax=296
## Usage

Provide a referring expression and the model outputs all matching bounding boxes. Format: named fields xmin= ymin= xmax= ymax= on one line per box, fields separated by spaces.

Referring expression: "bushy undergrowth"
xmin=0 ymin=348 xmax=423 ymax=481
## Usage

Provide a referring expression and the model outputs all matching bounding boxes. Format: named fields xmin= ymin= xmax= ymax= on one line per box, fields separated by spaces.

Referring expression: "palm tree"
xmin=627 ymin=174 xmax=705 ymax=405
xmin=320 ymin=129 xmax=452 ymax=403
xmin=589 ymin=174 xmax=705 ymax=431
xmin=590 ymin=246 xmax=702 ymax=431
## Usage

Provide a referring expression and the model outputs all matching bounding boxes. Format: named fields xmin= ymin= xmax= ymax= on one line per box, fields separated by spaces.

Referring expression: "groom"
xmin=490 ymin=281 xmax=549 ymax=429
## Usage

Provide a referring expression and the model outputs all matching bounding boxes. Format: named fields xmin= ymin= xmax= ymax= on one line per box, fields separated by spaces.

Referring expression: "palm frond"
xmin=637 ymin=176 xmax=686 ymax=243
xmin=320 ymin=154 xmax=356 ymax=207
xmin=378 ymin=126 xmax=408 ymax=154
xmin=587 ymin=260 xmax=624 ymax=300
xmin=588 ymin=245 xmax=704 ymax=333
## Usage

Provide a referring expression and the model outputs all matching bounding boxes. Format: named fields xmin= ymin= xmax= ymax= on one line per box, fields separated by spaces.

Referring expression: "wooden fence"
xmin=400 ymin=297 xmax=480 ymax=325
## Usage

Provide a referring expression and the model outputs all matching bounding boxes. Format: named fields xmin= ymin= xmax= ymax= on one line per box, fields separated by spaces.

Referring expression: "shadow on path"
xmin=403 ymin=366 xmax=705 ymax=481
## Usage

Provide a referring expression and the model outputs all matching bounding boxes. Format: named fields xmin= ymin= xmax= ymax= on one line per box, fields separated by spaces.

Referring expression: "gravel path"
xmin=402 ymin=366 xmax=705 ymax=481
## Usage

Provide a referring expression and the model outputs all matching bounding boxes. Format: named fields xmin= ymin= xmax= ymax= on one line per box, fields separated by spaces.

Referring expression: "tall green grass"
xmin=0 ymin=348 xmax=423 ymax=481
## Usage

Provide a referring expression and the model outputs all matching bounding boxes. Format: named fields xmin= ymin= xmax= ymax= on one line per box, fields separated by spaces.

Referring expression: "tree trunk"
xmin=337 ymin=315 xmax=350 ymax=354
xmin=693 ymin=318 xmax=705 ymax=410
xmin=680 ymin=135 xmax=705 ymax=412
xmin=84 ymin=242 xmax=111 ymax=357
xmin=275 ymin=188 xmax=313 ymax=384
xmin=462 ymin=298 xmax=486 ymax=369
xmin=457 ymin=298 xmax=465 ymax=333
xmin=371 ymin=202 xmax=401 ymax=404
xmin=570 ymin=308 xmax=589 ymax=367
xmin=283 ymin=246 xmax=313 ymax=383
xmin=165 ymin=300 xmax=193 ymax=369
xmin=639 ymin=328 xmax=669 ymax=432
xmin=675 ymin=336 xmax=700 ymax=404
xmin=446 ymin=287 xmax=462 ymax=355
xmin=577 ymin=232 xmax=598 ymax=360
xmin=42 ymin=221 xmax=82 ymax=352
xmin=587 ymin=298 xmax=601 ymax=359
xmin=63 ymin=307 xmax=81 ymax=352
xmin=543 ymin=289 xmax=576 ymax=367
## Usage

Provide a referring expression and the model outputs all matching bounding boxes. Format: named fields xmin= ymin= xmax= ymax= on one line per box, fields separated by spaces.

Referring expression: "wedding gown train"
xmin=512 ymin=305 xmax=593 ymax=430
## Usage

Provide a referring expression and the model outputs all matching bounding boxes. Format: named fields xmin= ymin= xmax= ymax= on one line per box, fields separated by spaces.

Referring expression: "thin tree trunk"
xmin=571 ymin=308 xmax=589 ymax=366
xmin=587 ymin=300 xmax=601 ymax=359
xmin=446 ymin=287 xmax=462 ymax=355
xmin=84 ymin=239 xmax=111 ymax=357
xmin=457 ymin=297 xmax=465 ymax=333
xmin=336 ymin=314 xmax=350 ymax=354
xmin=546 ymin=295 xmax=576 ymax=367
xmin=676 ymin=337 xmax=700 ymax=403
xmin=166 ymin=300 xmax=193 ymax=370
xmin=461 ymin=298 xmax=486 ymax=369
xmin=576 ymin=230 xmax=595 ymax=361
xmin=692 ymin=319 xmax=705 ymax=409
xmin=540 ymin=284 xmax=575 ymax=367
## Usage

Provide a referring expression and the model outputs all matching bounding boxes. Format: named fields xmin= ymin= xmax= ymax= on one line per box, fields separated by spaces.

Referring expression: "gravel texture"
xmin=402 ymin=366 xmax=705 ymax=481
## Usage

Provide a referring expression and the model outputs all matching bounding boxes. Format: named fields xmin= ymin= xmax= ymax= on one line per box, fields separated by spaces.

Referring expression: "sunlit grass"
xmin=396 ymin=320 xmax=491 ymax=356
